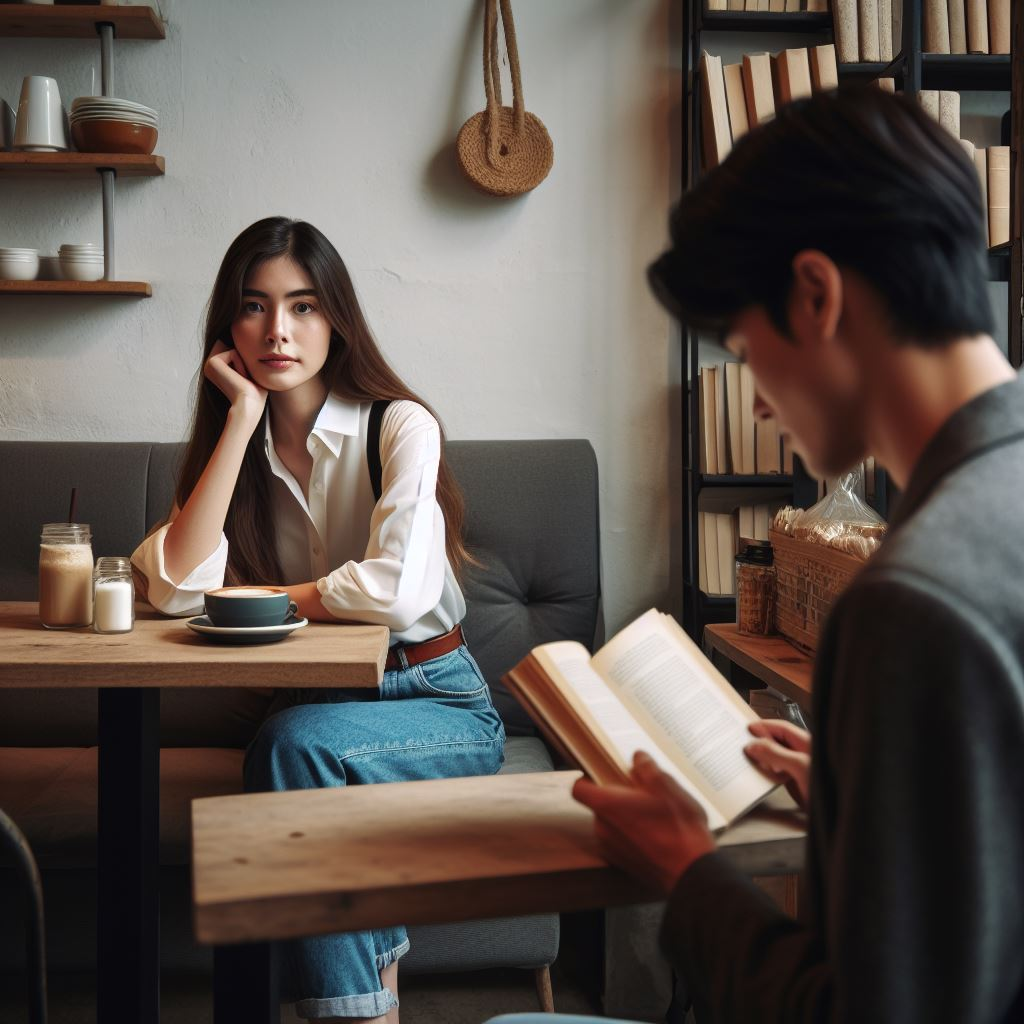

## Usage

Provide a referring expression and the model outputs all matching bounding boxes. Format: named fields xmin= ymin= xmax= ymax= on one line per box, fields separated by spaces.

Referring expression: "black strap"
xmin=367 ymin=400 xmax=391 ymax=502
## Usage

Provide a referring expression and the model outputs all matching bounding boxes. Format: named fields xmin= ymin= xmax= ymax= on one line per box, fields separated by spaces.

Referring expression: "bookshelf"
xmin=679 ymin=1 xmax=1021 ymax=640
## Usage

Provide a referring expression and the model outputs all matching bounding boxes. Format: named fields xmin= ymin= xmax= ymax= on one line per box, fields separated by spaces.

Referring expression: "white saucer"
xmin=186 ymin=614 xmax=308 ymax=645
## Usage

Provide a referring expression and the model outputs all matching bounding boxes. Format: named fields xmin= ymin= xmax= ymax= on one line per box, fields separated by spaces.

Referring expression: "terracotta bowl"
xmin=71 ymin=119 xmax=158 ymax=155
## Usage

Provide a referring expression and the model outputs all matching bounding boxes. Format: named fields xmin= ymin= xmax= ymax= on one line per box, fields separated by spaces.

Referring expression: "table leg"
xmin=97 ymin=687 xmax=160 ymax=1024
xmin=214 ymin=942 xmax=280 ymax=1024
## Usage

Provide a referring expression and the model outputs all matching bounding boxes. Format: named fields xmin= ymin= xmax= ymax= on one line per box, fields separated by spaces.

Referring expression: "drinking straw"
xmin=68 ymin=487 xmax=77 ymax=525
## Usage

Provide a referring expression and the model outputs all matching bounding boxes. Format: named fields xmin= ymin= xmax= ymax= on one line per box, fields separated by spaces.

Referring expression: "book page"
xmin=591 ymin=610 xmax=775 ymax=824
xmin=533 ymin=643 xmax=726 ymax=830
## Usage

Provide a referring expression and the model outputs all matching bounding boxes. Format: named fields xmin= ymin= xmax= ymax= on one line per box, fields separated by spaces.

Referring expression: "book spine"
xmin=786 ymin=0 xmax=802 ymax=11
xmin=807 ymin=0 xmax=830 ymax=10
xmin=923 ymin=0 xmax=951 ymax=53
xmin=714 ymin=364 xmax=728 ymax=474
xmin=770 ymin=0 xmax=786 ymax=12
xmin=878 ymin=0 xmax=893 ymax=60
xmin=974 ymin=146 xmax=988 ymax=220
xmin=988 ymin=0 xmax=1010 ymax=54
xmin=947 ymin=0 xmax=968 ymax=53
xmin=706 ymin=0 xmax=728 ymax=10
xmin=965 ymin=0 xmax=989 ymax=52
xmin=959 ymin=138 xmax=976 ymax=164
xmin=700 ymin=52 xmax=733 ymax=170
xmin=938 ymin=91 xmax=961 ymax=139
xmin=874 ymin=77 xmax=896 ymax=92
xmin=988 ymin=146 xmax=1010 ymax=248
xmin=728 ymin=0 xmax=745 ymax=10
xmin=832 ymin=0 xmax=860 ymax=63
xmin=723 ymin=63 xmax=750 ymax=141
xmin=918 ymin=89 xmax=940 ymax=120
xmin=742 ymin=53 xmax=776 ymax=127
xmin=810 ymin=44 xmax=840 ymax=90
xmin=858 ymin=0 xmax=881 ymax=60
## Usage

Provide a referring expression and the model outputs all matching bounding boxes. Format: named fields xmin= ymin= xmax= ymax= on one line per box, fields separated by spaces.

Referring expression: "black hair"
xmin=648 ymin=86 xmax=995 ymax=346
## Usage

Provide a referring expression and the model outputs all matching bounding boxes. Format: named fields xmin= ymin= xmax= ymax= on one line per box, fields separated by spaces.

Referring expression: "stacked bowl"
xmin=0 ymin=247 xmax=40 ymax=281
xmin=69 ymin=96 xmax=158 ymax=155
xmin=59 ymin=243 xmax=104 ymax=282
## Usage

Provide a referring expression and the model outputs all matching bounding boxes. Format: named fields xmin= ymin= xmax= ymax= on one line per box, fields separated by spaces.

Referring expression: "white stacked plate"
xmin=0 ymin=247 xmax=40 ymax=281
xmin=59 ymin=243 xmax=104 ymax=282
xmin=69 ymin=96 xmax=158 ymax=127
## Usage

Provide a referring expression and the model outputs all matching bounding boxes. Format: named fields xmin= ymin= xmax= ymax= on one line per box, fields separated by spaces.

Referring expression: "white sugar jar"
xmin=92 ymin=557 xmax=135 ymax=634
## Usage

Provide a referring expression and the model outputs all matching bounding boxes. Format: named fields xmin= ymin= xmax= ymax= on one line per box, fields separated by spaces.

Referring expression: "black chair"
xmin=0 ymin=808 xmax=47 ymax=1024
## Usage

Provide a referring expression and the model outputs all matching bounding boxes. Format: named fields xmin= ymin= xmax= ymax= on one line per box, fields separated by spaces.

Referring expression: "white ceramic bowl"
xmin=0 ymin=247 xmax=39 ymax=255
xmin=0 ymin=254 xmax=41 ymax=280
xmin=59 ymin=256 xmax=103 ymax=282
xmin=59 ymin=244 xmax=102 ymax=253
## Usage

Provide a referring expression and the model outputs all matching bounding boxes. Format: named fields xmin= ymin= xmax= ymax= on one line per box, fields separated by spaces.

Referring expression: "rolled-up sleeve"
xmin=316 ymin=401 xmax=447 ymax=631
xmin=131 ymin=521 xmax=228 ymax=617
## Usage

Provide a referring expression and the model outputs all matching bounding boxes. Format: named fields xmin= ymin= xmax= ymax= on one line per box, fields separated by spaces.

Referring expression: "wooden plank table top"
xmin=192 ymin=771 xmax=806 ymax=945
xmin=704 ymin=623 xmax=814 ymax=709
xmin=0 ymin=601 xmax=389 ymax=688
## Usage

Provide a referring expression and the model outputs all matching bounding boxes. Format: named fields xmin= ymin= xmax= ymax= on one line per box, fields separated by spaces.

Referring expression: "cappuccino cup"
xmin=204 ymin=586 xmax=298 ymax=628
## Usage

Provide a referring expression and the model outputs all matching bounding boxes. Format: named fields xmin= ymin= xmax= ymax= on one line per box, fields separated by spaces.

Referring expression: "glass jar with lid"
xmin=736 ymin=539 xmax=776 ymax=637
xmin=39 ymin=523 xmax=93 ymax=629
xmin=93 ymin=557 xmax=135 ymax=634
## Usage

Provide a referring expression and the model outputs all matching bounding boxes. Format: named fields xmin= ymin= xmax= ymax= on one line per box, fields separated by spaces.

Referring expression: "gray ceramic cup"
xmin=203 ymin=587 xmax=298 ymax=628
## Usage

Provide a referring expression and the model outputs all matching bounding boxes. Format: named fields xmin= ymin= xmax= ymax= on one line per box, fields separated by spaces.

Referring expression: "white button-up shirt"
xmin=131 ymin=396 xmax=466 ymax=643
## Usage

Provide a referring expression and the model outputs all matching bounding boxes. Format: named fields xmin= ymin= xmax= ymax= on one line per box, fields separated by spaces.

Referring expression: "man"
xmin=490 ymin=88 xmax=1024 ymax=1023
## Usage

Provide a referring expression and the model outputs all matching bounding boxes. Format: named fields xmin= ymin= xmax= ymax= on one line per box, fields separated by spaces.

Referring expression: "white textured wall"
xmin=0 ymin=0 xmax=681 ymax=634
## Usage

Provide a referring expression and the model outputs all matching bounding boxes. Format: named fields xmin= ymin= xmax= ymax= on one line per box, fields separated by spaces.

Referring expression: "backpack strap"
xmin=367 ymin=399 xmax=391 ymax=502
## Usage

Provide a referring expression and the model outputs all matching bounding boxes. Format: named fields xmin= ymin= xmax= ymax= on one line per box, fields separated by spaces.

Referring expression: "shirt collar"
xmin=262 ymin=392 xmax=362 ymax=460
xmin=889 ymin=372 xmax=1024 ymax=531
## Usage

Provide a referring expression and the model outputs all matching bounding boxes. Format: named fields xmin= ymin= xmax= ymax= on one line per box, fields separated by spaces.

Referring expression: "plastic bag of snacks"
xmin=773 ymin=464 xmax=886 ymax=561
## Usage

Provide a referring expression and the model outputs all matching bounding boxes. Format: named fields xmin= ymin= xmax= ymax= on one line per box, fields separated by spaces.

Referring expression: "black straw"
xmin=68 ymin=487 xmax=77 ymax=525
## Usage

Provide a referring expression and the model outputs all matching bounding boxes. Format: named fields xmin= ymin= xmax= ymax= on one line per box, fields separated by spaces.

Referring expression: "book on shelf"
xmin=878 ymin=0 xmax=893 ymax=60
xmin=723 ymin=63 xmax=750 ymax=142
xmin=939 ymin=91 xmax=961 ymax=139
xmin=974 ymin=146 xmax=988 ymax=214
xmin=703 ymin=511 xmax=724 ymax=594
xmin=742 ymin=53 xmax=776 ymax=127
xmin=959 ymin=138 xmax=976 ymax=166
xmin=728 ymin=0 xmax=744 ymax=13
xmin=502 ymin=609 xmax=778 ymax=832
xmin=769 ymin=0 xmax=785 ymax=13
xmin=739 ymin=363 xmax=757 ymax=474
xmin=966 ymin=0 xmax=988 ymax=53
xmin=988 ymin=146 xmax=1010 ymax=248
xmin=756 ymin=416 xmax=782 ymax=474
xmin=923 ymin=0 xmax=952 ymax=53
xmin=714 ymin=365 xmax=728 ymax=476
xmin=724 ymin=362 xmax=744 ymax=475
xmin=771 ymin=48 xmax=813 ymax=106
xmin=706 ymin=0 xmax=727 ymax=10
xmin=874 ymin=77 xmax=896 ymax=93
xmin=700 ymin=51 xmax=733 ymax=171
xmin=858 ymin=0 xmax=881 ymax=62
xmin=832 ymin=0 xmax=860 ymax=63
xmin=948 ymin=0 xmax=968 ymax=53
xmin=918 ymin=89 xmax=940 ymax=121
xmin=715 ymin=513 xmax=736 ymax=593
xmin=698 ymin=367 xmax=721 ymax=474
xmin=989 ymin=0 xmax=1010 ymax=55
xmin=807 ymin=0 xmax=830 ymax=11
xmin=809 ymin=44 xmax=839 ymax=91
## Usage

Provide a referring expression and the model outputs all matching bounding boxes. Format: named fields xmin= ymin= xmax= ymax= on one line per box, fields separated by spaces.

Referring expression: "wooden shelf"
xmin=704 ymin=623 xmax=813 ymax=710
xmin=0 ymin=280 xmax=151 ymax=297
xmin=0 ymin=153 xmax=164 ymax=177
xmin=696 ymin=473 xmax=795 ymax=488
xmin=698 ymin=11 xmax=832 ymax=34
xmin=837 ymin=61 xmax=896 ymax=80
xmin=922 ymin=53 xmax=1012 ymax=91
xmin=0 ymin=4 xmax=164 ymax=40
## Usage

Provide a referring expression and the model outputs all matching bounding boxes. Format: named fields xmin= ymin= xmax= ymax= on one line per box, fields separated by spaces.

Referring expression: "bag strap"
xmin=483 ymin=0 xmax=525 ymax=168
xmin=367 ymin=399 xmax=391 ymax=502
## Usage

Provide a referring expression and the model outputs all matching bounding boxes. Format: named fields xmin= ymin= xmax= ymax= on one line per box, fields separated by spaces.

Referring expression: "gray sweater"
xmin=662 ymin=375 xmax=1024 ymax=1022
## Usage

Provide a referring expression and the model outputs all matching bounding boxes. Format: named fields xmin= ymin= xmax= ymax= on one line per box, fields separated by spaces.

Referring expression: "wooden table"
xmin=704 ymin=623 xmax=814 ymax=711
xmin=192 ymin=771 xmax=806 ymax=1023
xmin=0 ymin=601 xmax=389 ymax=1024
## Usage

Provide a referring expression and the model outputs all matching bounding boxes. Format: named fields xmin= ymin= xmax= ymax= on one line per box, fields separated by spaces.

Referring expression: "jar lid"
xmin=41 ymin=522 xmax=91 ymax=542
xmin=95 ymin=556 xmax=131 ymax=573
xmin=736 ymin=539 xmax=773 ymax=565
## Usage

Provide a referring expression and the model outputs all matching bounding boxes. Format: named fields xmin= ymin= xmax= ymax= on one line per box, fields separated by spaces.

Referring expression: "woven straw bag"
xmin=457 ymin=0 xmax=553 ymax=197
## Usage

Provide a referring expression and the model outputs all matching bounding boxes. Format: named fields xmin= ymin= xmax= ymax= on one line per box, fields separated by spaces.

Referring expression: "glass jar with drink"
xmin=39 ymin=523 xmax=93 ymax=629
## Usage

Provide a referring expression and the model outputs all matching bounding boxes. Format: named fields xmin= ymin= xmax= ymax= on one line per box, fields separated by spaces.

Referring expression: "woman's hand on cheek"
xmin=572 ymin=751 xmax=717 ymax=897
xmin=204 ymin=340 xmax=268 ymax=425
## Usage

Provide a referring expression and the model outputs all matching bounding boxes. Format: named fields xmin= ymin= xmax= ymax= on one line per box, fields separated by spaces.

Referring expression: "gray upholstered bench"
xmin=0 ymin=439 xmax=601 ymax=1007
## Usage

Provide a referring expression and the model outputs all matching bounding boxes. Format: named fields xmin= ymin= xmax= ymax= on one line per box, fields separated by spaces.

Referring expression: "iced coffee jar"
xmin=39 ymin=523 xmax=94 ymax=629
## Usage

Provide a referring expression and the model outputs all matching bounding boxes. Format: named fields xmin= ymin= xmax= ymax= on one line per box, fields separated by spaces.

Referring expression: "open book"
xmin=504 ymin=609 xmax=776 ymax=832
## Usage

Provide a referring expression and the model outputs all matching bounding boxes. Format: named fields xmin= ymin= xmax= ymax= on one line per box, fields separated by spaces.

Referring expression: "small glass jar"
xmin=39 ymin=523 xmax=94 ymax=629
xmin=92 ymin=557 xmax=135 ymax=634
xmin=736 ymin=539 xmax=776 ymax=637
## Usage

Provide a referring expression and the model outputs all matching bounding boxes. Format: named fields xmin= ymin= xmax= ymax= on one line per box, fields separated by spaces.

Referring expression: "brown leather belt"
xmin=385 ymin=624 xmax=465 ymax=672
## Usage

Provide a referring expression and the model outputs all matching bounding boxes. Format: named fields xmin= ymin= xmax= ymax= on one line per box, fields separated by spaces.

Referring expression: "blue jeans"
xmin=243 ymin=642 xmax=506 ymax=1019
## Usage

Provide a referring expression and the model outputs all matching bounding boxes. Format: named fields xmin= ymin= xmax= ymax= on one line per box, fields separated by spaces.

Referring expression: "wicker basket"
xmin=770 ymin=528 xmax=865 ymax=654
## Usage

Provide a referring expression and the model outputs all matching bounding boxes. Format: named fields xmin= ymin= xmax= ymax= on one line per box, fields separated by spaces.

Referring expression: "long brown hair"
xmin=176 ymin=217 xmax=474 ymax=586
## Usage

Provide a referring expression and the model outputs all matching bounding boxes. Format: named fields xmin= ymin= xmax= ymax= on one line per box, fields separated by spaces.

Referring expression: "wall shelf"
xmin=0 ymin=153 xmax=165 ymax=177
xmin=0 ymin=4 xmax=164 ymax=40
xmin=921 ymin=53 xmax=1012 ymax=91
xmin=696 ymin=474 xmax=795 ymax=487
xmin=0 ymin=281 xmax=152 ymax=297
xmin=698 ymin=11 xmax=832 ymax=34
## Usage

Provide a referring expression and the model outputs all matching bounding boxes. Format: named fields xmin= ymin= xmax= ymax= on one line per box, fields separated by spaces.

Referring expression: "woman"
xmin=132 ymin=217 xmax=506 ymax=1023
